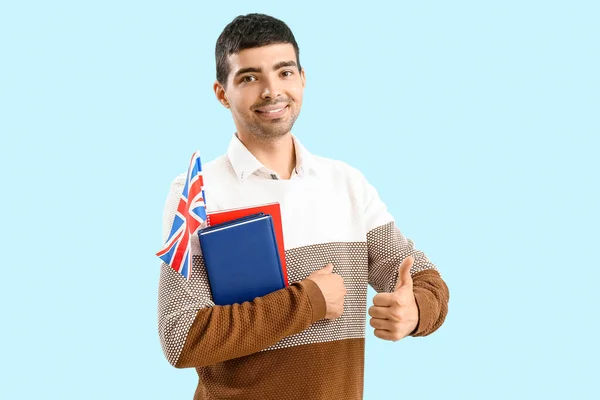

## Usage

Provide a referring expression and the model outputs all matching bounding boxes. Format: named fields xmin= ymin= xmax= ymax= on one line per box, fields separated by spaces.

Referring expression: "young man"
xmin=158 ymin=13 xmax=449 ymax=400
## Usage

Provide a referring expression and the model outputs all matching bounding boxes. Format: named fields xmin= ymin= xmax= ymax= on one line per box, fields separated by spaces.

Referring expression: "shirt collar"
xmin=292 ymin=134 xmax=318 ymax=178
xmin=227 ymin=133 xmax=319 ymax=182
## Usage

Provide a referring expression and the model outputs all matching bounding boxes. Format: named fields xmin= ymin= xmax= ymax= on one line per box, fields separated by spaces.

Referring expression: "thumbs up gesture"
xmin=368 ymin=256 xmax=419 ymax=341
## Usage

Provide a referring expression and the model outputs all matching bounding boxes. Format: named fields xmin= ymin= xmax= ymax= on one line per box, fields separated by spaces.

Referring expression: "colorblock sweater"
xmin=157 ymin=134 xmax=450 ymax=400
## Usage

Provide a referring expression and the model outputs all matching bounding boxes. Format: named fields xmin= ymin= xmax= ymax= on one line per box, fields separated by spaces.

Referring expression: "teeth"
xmin=264 ymin=107 xmax=284 ymax=113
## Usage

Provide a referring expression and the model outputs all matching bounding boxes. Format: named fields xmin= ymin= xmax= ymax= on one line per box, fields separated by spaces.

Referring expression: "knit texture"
xmin=157 ymin=134 xmax=450 ymax=399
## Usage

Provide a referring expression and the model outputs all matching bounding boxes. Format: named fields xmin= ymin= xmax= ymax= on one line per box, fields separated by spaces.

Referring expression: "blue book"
xmin=198 ymin=213 xmax=286 ymax=306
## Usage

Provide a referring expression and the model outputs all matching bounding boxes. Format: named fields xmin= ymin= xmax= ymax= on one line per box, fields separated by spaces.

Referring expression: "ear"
xmin=213 ymin=81 xmax=230 ymax=108
xmin=300 ymin=67 xmax=306 ymax=88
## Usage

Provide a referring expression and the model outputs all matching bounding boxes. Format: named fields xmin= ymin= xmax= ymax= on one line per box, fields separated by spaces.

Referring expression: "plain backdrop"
xmin=1 ymin=1 xmax=598 ymax=399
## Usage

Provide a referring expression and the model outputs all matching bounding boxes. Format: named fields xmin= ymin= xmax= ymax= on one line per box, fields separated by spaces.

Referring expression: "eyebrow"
xmin=234 ymin=60 xmax=298 ymax=79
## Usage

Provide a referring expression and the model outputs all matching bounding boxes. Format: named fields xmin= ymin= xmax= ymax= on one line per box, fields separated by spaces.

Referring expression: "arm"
xmin=350 ymin=168 xmax=450 ymax=337
xmin=367 ymin=223 xmax=449 ymax=337
xmin=157 ymin=177 xmax=326 ymax=368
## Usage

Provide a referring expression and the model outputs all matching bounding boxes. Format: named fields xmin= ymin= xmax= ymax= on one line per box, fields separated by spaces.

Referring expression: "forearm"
xmin=367 ymin=222 xmax=450 ymax=337
xmin=158 ymin=262 xmax=326 ymax=368
xmin=176 ymin=279 xmax=325 ymax=368
xmin=410 ymin=269 xmax=449 ymax=337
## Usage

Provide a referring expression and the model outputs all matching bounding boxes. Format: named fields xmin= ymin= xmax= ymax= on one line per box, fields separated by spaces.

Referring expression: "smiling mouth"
xmin=257 ymin=107 xmax=286 ymax=114
xmin=255 ymin=105 xmax=289 ymax=119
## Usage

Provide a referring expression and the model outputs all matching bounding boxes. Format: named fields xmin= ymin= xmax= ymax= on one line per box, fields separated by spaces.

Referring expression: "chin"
xmin=247 ymin=121 xmax=296 ymax=139
xmin=251 ymin=129 xmax=290 ymax=140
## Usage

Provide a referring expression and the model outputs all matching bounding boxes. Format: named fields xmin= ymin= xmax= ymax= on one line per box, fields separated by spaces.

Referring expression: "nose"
xmin=260 ymin=77 xmax=282 ymax=100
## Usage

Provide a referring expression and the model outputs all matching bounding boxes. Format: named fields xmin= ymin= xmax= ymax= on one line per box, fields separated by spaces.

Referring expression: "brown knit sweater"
xmin=157 ymin=136 xmax=450 ymax=399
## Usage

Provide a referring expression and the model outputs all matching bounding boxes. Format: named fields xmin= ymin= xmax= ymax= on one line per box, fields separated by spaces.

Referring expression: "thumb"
xmin=394 ymin=256 xmax=414 ymax=291
xmin=321 ymin=263 xmax=334 ymax=273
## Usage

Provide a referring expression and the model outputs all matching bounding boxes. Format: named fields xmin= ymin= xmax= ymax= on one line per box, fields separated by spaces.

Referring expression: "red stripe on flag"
xmin=171 ymin=228 xmax=190 ymax=272
xmin=156 ymin=230 xmax=183 ymax=257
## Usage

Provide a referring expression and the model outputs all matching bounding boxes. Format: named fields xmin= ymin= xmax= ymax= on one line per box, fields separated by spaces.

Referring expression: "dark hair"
xmin=215 ymin=13 xmax=301 ymax=87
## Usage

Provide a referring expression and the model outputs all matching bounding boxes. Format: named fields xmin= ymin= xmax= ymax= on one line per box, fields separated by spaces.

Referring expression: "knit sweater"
xmin=157 ymin=134 xmax=449 ymax=400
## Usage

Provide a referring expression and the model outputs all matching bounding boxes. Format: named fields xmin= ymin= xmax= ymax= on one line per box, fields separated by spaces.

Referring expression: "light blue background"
xmin=1 ymin=1 xmax=598 ymax=399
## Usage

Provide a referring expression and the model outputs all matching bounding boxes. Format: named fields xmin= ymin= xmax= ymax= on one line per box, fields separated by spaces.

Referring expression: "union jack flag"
xmin=156 ymin=151 xmax=207 ymax=279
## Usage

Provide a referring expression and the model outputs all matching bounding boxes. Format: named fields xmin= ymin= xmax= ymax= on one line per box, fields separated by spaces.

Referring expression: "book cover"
xmin=207 ymin=202 xmax=289 ymax=286
xmin=198 ymin=213 xmax=286 ymax=306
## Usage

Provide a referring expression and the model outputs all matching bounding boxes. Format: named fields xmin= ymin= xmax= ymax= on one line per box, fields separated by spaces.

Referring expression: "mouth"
xmin=254 ymin=105 xmax=289 ymax=120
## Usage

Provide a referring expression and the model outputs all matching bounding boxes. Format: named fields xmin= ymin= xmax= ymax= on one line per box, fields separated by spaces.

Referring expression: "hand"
xmin=306 ymin=263 xmax=347 ymax=319
xmin=368 ymin=256 xmax=419 ymax=341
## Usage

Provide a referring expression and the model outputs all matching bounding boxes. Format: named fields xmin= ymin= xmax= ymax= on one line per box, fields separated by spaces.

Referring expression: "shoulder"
xmin=313 ymin=155 xmax=369 ymax=187
xmin=202 ymin=154 xmax=231 ymax=176
xmin=168 ymin=154 xmax=231 ymax=189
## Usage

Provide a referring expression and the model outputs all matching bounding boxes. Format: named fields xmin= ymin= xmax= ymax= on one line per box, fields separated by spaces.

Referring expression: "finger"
xmin=372 ymin=292 xmax=396 ymax=307
xmin=394 ymin=256 xmax=414 ymax=291
xmin=369 ymin=317 xmax=392 ymax=330
xmin=373 ymin=329 xmax=396 ymax=341
xmin=321 ymin=263 xmax=334 ymax=273
xmin=313 ymin=263 xmax=333 ymax=275
xmin=368 ymin=305 xmax=390 ymax=319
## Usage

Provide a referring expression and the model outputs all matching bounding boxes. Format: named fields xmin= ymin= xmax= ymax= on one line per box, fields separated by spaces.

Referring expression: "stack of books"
xmin=199 ymin=203 xmax=289 ymax=306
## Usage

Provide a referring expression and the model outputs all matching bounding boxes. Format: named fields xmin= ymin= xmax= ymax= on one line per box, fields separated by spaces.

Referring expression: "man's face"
xmin=215 ymin=43 xmax=306 ymax=140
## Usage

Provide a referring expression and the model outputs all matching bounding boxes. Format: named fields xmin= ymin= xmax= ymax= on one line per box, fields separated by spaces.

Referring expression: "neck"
xmin=236 ymin=131 xmax=296 ymax=179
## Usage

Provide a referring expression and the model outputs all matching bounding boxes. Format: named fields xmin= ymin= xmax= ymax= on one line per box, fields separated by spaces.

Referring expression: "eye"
xmin=281 ymin=70 xmax=294 ymax=77
xmin=241 ymin=75 xmax=256 ymax=83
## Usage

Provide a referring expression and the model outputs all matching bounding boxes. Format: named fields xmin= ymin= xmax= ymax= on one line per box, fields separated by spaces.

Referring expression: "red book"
xmin=206 ymin=203 xmax=289 ymax=286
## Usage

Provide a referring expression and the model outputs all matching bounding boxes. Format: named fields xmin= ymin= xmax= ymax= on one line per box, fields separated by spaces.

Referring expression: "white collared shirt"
xmin=226 ymin=133 xmax=318 ymax=182
xmin=164 ymin=132 xmax=394 ymax=250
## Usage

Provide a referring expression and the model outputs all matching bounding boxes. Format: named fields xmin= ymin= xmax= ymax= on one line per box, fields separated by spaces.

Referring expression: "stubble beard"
xmin=242 ymin=104 xmax=300 ymax=142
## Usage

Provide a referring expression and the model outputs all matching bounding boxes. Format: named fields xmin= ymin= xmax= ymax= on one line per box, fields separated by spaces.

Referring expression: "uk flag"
xmin=156 ymin=151 xmax=207 ymax=279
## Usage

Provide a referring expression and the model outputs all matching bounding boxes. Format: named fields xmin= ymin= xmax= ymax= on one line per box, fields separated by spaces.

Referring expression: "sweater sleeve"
xmin=157 ymin=176 xmax=327 ymax=368
xmin=366 ymin=224 xmax=449 ymax=337
xmin=349 ymin=167 xmax=450 ymax=337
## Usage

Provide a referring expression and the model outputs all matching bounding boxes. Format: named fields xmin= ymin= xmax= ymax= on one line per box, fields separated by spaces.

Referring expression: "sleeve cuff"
xmin=296 ymin=279 xmax=327 ymax=322
xmin=410 ymin=288 xmax=435 ymax=337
